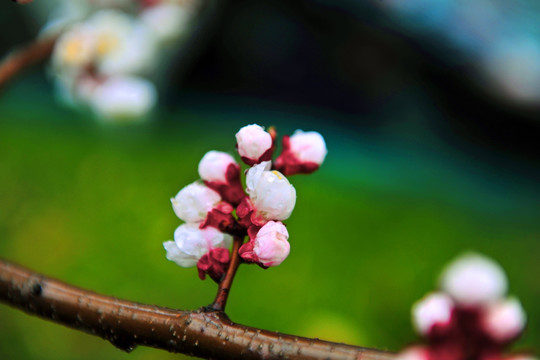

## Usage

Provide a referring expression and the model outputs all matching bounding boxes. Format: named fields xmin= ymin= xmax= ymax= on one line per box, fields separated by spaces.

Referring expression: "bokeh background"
xmin=1 ymin=0 xmax=539 ymax=359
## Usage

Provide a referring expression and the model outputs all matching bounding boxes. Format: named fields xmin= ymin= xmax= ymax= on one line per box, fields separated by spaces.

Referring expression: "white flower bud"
xmin=483 ymin=297 xmax=527 ymax=342
xmin=412 ymin=292 xmax=454 ymax=336
xmin=198 ymin=151 xmax=238 ymax=183
xmin=235 ymin=124 xmax=272 ymax=163
xmin=440 ymin=253 xmax=508 ymax=306
xmin=246 ymin=162 xmax=296 ymax=221
xmin=171 ymin=182 xmax=221 ymax=223
xmin=289 ymin=130 xmax=327 ymax=165
xmin=90 ymin=76 xmax=157 ymax=121
xmin=163 ymin=223 xmax=232 ymax=267
xmin=253 ymin=221 xmax=290 ymax=267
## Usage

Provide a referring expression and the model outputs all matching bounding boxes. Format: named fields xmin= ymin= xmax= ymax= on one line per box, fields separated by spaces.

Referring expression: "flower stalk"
xmin=210 ymin=235 xmax=244 ymax=311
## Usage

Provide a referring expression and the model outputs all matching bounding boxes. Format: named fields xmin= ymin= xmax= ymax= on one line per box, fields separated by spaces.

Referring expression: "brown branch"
xmin=0 ymin=35 xmax=57 ymax=91
xmin=0 ymin=258 xmax=395 ymax=360
xmin=210 ymin=235 xmax=244 ymax=311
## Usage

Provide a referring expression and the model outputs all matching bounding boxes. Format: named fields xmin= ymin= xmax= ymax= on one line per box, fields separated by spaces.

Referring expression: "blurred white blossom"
xmin=90 ymin=76 xmax=157 ymax=121
xmin=412 ymin=292 xmax=454 ymax=336
xmin=440 ymin=253 xmax=507 ymax=306
xmin=482 ymin=297 xmax=527 ymax=342
xmin=141 ymin=3 xmax=193 ymax=43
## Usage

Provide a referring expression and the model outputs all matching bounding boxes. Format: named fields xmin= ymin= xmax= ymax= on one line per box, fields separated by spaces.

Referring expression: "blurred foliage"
xmin=0 ymin=76 xmax=539 ymax=359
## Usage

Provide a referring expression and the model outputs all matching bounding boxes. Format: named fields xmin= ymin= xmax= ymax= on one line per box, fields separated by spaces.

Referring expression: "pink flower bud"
xmin=482 ymin=297 xmax=527 ymax=343
xmin=239 ymin=221 xmax=290 ymax=267
xmin=289 ymin=130 xmax=327 ymax=164
xmin=245 ymin=162 xmax=296 ymax=222
xmin=198 ymin=151 xmax=238 ymax=183
xmin=440 ymin=253 xmax=508 ymax=306
xmin=274 ymin=130 xmax=327 ymax=175
xmin=235 ymin=124 xmax=273 ymax=165
xmin=412 ymin=292 xmax=455 ymax=337
xmin=171 ymin=182 xmax=221 ymax=223
xmin=163 ymin=223 xmax=232 ymax=268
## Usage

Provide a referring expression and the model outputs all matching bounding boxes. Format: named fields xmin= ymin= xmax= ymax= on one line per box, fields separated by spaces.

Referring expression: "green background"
xmin=0 ymin=75 xmax=539 ymax=359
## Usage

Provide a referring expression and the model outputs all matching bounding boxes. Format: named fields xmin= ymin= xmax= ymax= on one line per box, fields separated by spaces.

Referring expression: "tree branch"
xmin=0 ymin=35 xmax=57 ymax=91
xmin=0 ymin=258 xmax=395 ymax=360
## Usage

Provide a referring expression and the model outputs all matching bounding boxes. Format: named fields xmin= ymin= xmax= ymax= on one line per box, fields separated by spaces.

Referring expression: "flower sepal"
xmin=197 ymin=248 xmax=230 ymax=283
xmin=200 ymin=202 xmax=239 ymax=235
xmin=274 ymin=135 xmax=321 ymax=175
xmin=203 ymin=162 xmax=246 ymax=206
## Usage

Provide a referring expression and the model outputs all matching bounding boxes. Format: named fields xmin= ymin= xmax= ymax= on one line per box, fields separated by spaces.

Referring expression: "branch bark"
xmin=0 ymin=258 xmax=395 ymax=360
xmin=0 ymin=35 xmax=57 ymax=91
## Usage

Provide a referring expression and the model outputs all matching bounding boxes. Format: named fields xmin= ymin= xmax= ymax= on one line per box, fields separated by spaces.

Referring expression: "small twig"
xmin=0 ymin=258 xmax=395 ymax=360
xmin=210 ymin=235 xmax=243 ymax=311
xmin=0 ymin=35 xmax=58 ymax=91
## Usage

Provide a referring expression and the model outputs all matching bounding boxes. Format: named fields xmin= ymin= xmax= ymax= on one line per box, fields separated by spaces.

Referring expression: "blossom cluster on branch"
xmin=164 ymin=124 xmax=327 ymax=281
xmin=398 ymin=253 xmax=536 ymax=360
xmin=40 ymin=0 xmax=200 ymax=122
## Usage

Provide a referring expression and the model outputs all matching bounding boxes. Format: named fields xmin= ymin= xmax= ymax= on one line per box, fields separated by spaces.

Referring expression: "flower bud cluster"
xmin=164 ymin=124 xmax=327 ymax=280
xmin=398 ymin=253 xmax=534 ymax=360
xmin=47 ymin=0 xmax=200 ymax=122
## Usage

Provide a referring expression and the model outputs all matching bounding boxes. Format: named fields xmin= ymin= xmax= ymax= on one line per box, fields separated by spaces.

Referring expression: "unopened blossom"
xmin=141 ymin=3 xmax=193 ymax=43
xmin=235 ymin=124 xmax=273 ymax=165
xmin=198 ymin=151 xmax=245 ymax=206
xmin=412 ymin=292 xmax=454 ymax=336
xmin=440 ymin=253 xmax=508 ymax=306
xmin=198 ymin=151 xmax=238 ymax=183
xmin=239 ymin=221 xmax=290 ymax=267
xmin=163 ymin=223 xmax=232 ymax=281
xmin=243 ymin=161 xmax=296 ymax=223
xmin=163 ymin=223 xmax=232 ymax=267
xmin=274 ymin=130 xmax=328 ymax=175
xmin=482 ymin=297 xmax=527 ymax=343
xmin=171 ymin=182 xmax=221 ymax=223
xmin=90 ymin=76 xmax=157 ymax=121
